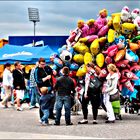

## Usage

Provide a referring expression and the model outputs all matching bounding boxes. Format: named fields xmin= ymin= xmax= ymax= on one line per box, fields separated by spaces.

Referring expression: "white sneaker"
xmin=17 ymin=107 xmax=23 ymax=111
xmin=29 ymin=105 xmax=36 ymax=109
xmin=138 ymin=109 xmax=140 ymax=115
xmin=41 ymin=121 xmax=49 ymax=126
xmin=39 ymin=119 xmax=43 ymax=124
xmin=35 ymin=103 xmax=40 ymax=108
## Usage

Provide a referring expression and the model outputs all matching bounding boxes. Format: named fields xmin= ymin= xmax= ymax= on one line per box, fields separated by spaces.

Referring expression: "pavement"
xmin=0 ymin=103 xmax=140 ymax=139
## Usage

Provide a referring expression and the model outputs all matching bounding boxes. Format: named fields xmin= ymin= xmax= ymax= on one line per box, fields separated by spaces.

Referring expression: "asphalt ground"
xmin=0 ymin=104 xmax=140 ymax=139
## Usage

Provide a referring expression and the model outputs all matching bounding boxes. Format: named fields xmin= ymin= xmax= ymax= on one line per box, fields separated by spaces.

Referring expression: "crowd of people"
xmin=0 ymin=57 xmax=140 ymax=126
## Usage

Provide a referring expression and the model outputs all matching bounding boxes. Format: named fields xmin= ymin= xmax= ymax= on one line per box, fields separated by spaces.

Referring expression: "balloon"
xmin=115 ymin=59 xmax=129 ymax=68
xmin=130 ymin=64 xmax=140 ymax=71
xmin=123 ymin=80 xmax=134 ymax=92
xmin=108 ymin=29 xmax=116 ymax=43
xmin=114 ymin=48 xmax=126 ymax=62
xmin=71 ymin=78 xmax=77 ymax=87
xmin=76 ymin=64 xmax=87 ymax=77
xmin=115 ymin=36 xmax=127 ymax=49
xmin=98 ymin=25 xmax=109 ymax=37
xmin=131 ymin=35 xmax=140 ymax=42
xmin=131 ymin=8 xmax=140 ymax=20
xmin=59 ymin=50 xmax=72 ymax=63
xmin=121 ymin=69 xmax=138 ymax=80
xmin=103 ymin=44 xmax=118 ymax=57
xmin=105 ymin=56 xmax=112 ymax=64
xmin=96 ymin=53 xmax=105 ymax=68
xmin=85 ymin=35 xmax=98 ymax=43
xmin=84 ymin=52 xmax=93 ymax=65
xmin=121 ymin=6 xmax=131 ymax=23
xmin=95 ymin=9 xmax=108 ymax=30
xmin=73 ymin=54 xmax=84 ymax=64
xmin=111 ymin=13 xmax=121 ymax=20
xmin=121 ymin=23 xmax=136 ymax=35
xmin=73 ymin=42 xmax=89 ymax=55
xmin=69 ymin=62 xmax=79 ymax=71
xmin=129 ymin=42 xmax=140 ymax=52
xmin=50 ymin=64 xmax=58 ymax=70
xmin=53 ymin=58 xmax=63 ymax=68
xmin=113 ymin=14 xmax=121 ymax=32
xmin=98 ymin=37 xmax=107 ymax=47
xmin=90 ymin=39 xmax=100 ymax=55
xmin=125 ymin=49 xmax=139 ymax=62
xmin=87 ymin=19 xmax=99 ymax=35
xmin=69 ymin=71 xmax=77 ymax=78
xmin=134 ymin=16 xmax=140 ymax=34
xmin=99 ymin=68 xmax=108 ymax=78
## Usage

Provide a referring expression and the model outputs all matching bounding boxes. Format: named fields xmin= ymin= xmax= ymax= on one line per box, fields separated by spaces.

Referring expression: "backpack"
xmin=88 ymin=74 xmax=102 ymax=89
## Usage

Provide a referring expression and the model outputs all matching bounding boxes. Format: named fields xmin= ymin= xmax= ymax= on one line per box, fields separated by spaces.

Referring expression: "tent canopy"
xmin=0 ymin=44 xmax=55 ymax=64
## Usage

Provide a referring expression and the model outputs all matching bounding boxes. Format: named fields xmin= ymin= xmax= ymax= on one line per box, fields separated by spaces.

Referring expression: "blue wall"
xmin=9 ymin=35 xmax=69 ymax=52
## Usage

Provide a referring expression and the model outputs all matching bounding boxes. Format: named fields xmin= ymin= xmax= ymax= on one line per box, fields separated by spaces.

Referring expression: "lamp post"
xmin=28 ymin=8 xmax=40 ymax=46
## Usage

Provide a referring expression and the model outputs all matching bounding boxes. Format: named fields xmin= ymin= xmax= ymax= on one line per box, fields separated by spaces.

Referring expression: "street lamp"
xmin=28 ymin=8 xmax=40 ymax=46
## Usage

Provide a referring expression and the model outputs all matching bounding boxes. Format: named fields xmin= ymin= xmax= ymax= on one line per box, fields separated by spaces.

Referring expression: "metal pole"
xmin=33 ymin=21 xmax=36 ymax=47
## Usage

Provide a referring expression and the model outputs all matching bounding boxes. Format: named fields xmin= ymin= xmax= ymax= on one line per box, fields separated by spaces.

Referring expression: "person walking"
xmin=29 ymin=62 xmax=40 ymax=109
xmin=78 ymin=62 xmax=101 ymax=124
xmin=13 ymin=61 xmax=26 ymax=111
xmin=34 ymin=57 xmax=55 ymax=126
xmin=1 ymin=63 xmax=13 ymax=108
xmin=54 ymin=66 xmax=75 ymax=126
xmin=103 ymin=63 xmax=119 ymax=123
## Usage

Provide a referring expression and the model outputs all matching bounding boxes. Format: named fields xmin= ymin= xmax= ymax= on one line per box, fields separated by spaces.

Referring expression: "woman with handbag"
xmin=78 ymin=62 xmax=101 ymax=124
xmin=103 ymin=63 xmax=120 ymax=123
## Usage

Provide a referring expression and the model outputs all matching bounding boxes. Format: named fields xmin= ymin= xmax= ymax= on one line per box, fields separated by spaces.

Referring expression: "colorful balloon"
xmin=90 ymin=39 xmax=100 ymax=55
xmin=96 ymin=53 xmax=105 ymax=67
xmin=103 ymin=44 xmax=118 ymax=57
xmin=73 ymin=54 xmax=84 ymax=64
xmin=76 ymin=64 xmax=87 ymax=77
xmin=114 ymin=48 xmax=126 ymax=62
xmin=125 ymin=49 xmax=139 ymax=62
xmin=108 ymin=29 xmax=116 ymax=43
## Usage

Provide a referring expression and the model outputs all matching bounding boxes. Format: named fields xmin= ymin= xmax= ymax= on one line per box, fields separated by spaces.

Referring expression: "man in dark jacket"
xmin=13 ymin=61 xmax=26 ymax=111
xmin=54 ymin=66 xmax=75 ymax=126
xmin=34 ymin=57 xmax=55 ymax=126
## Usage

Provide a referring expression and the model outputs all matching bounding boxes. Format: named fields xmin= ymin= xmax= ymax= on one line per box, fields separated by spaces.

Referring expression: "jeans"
xmin=39 ymin=93 xmax=54 ymax=123
xmin=30 ymin=87 xmax=40 ymax=106
xmin=55 ymin=95 xmax=71 ymax=124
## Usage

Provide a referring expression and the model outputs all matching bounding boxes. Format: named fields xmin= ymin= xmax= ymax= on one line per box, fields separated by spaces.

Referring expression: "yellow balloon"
xmin=90 ymin=39 xmax=100 ymax=55
xmin=79 ymin=37 xmax=88 ymax=43
xmin=84 ymin=52 xmax=93 ymax=65
xmin=111 ymin=12 xmax=121 ymax=20
xmin=98 ymin=37 xmax=107 ymax=43
xmin=76 ymin=64 xmax=87 ymax=77
xmin=108 ymin=29 xmax=116 ymax=43
xmin=96 ymin=53 xmax=105 ymax=68
xmin=73 ymin=42 xmax=89 ymax=55
xmin=113 ymin=15 xmax=121 ymax=32
xmin=122 ymin=23 xmax=136 ymax=35
xmin=73 ymin=54 xmax=84 ymax=64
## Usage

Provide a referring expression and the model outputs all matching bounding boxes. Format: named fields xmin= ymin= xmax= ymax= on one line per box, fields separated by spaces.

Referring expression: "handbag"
xmin=109 ymin=91 xmax=120 ymax=102
xmin=88 ymin=75 xmax=102 ymax=89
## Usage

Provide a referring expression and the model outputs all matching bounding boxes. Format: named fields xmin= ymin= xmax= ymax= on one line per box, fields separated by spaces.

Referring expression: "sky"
xmin=0 ymin=0 xmax=139 ymax=39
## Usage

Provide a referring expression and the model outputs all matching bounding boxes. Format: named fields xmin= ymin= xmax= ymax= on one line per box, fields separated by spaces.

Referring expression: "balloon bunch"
xmin=50 ymin=6 xmax=140 ymax=100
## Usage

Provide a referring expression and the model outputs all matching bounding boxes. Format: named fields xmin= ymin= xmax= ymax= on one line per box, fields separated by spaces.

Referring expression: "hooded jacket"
xmin=105 ymin=72 xmax=119 ymax=95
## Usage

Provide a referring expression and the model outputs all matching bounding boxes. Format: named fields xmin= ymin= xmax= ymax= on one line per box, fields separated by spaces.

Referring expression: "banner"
xmin=0 ymin=44 xmax=55 ymax=64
